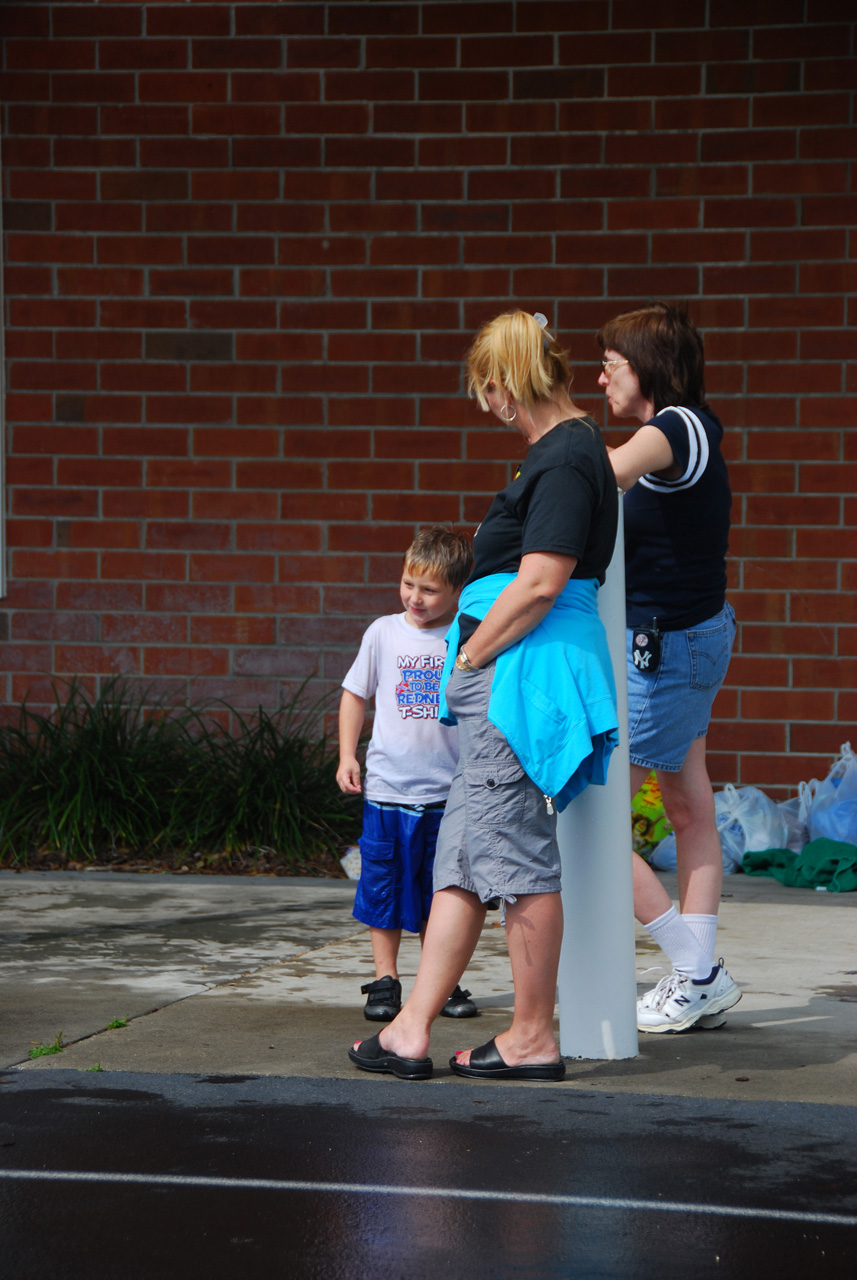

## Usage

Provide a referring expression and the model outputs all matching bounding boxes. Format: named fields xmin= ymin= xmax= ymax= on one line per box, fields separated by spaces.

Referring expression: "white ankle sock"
xmin=682 ymin=913 xmax=718 ymax=962
xmin=644 ymin=907 xmax=712 ymax=980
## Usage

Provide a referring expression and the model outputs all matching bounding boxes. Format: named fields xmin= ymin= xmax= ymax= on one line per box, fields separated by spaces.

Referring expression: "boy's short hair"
xmin=403 ymin=526 xmax=473 ymax=592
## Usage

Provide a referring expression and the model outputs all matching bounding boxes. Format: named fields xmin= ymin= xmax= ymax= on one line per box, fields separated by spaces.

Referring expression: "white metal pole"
xmin=557 ymin=499 xmax=638 ymax=1059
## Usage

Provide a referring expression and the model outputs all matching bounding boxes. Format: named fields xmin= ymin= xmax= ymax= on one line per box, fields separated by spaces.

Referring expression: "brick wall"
xmin=1 ymin=1 xmax=855 ymax=796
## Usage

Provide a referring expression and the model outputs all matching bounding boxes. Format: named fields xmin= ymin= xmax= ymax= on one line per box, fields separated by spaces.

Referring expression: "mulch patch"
xmin=1 ymin=844 xmax=351 ymax=879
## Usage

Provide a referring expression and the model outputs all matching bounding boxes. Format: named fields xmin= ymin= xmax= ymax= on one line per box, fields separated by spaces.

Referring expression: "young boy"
xmin=336 ymin=526 xmax=478 ymax=1022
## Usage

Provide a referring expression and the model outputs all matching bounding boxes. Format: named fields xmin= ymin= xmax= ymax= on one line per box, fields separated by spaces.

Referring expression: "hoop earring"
xmin=500 ymin=402 xmax=517 ymax=423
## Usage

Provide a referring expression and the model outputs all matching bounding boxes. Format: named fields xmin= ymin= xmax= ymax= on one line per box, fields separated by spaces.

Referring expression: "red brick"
xmin=12 ymin=487 xmax=97 ymax=518
xmin=10 ymin=361 xmax=97 ymax=393
xmin=142 ymin=647 xmax=228 ymax=677
xmin=98 ymin=236 xmax=183 ymax=267
xmin=146 ymin=583 xmax=231 ymax=613
xmin=751 ymin=229 xmax=846 ymax=261
xmin=748 ymin=297 xmax=843 ymax=329
xmin=150 ymin=269 xmax=234 ymax=298
xmin=0 ymin=643 xmax=52 ymax=674
xmin=655 ymin=166 xmax=748 ymax=198
xmin=754 ymin=25 xmax=851 ymax=60
xmin=52 ymin=71 xmax=135 ymax=104
xmin=748 ymin=364 xmax=840 ymax=395
xmin=103 ymin=490 xmax=188 ymax=519
xmin=234 ymin=585 xmax=320 ymax=614
xmin=139 ymin=72 xmax=229 ymax=104
xmin=8 ymin=233 xmax=92 ymax=264
xmin=237 ymin=203 xmax=325 ymax=234
xmin=423 ymin=203 xmax=509 ymax=234
xmin=280 ymin=493 xmax=367 ymax=521
xmin=141 ymin=137 xmax=230 ymax=169
xmin=190 ymin=365 xmax=277 ymax=395
xmin=235 ymin=333 xmax=323 ymax=362
xmin=190 ymin=617 xmax=275 ymax=645
xmin=8 ymin=38 xmax=95 ymax=71
xmin=366 ymin=36 xmax=456 ymax=68
xmin=804 ymin=59 xmax=857 ymax=93
xmin=12 ymin=612 xmax=98 ymax=643
xmin=745 ymin=495 xmax=839 ymax=526
xmin=193 ymin=492 xmax=278 ymax=521
xmin=325 ymin=70 xmax=414 ymax=102
xmin=803 ymin=127 xmax=857 ymax=161
xmin=12 ymin=550 xmax=99 ymax=580
xmin=238 ymin=524 xmax=322 ymax=553
xmin=286 ymin=37 xmax=361 ymax=69
xmin=421 ymin=70 xmax=510 ymax=101
xmin=100 ymin=299 xmax=187 ymax=330
xmin=190 ymin=300 xmax=277 ymax=330
xmin=3 ymin=267 xmax=52 ymax=294
xmin=800 ymin=398 xmax=854 ymax=428
xmin=101 ymin=552 xmax=187 ymax=582
xmin=378 ymin=174 xmax=465 ymax=203
xmin=236 ymin=396 xmax=325 ymax=427
xmin=743 ymin=689 xmax=835 ymax=721
xmin=100 ymin=38 xmax=187 ymax=72
xmin=746 ymin=430 xmax=837 ymax=463
xmin=651 ymin=232 xmax=745 ymax=264
xmin=240 ymin=267 xmax=326 ymax=298
xmin=146 ymin=460 xmax=231 ymax=489
xmin=275 ymin=551 xmax=357 ymax=581
xmin=56 ymin=267 xmax=144 ymax=296
xmin=237 ymin=461 xmax=323 ymax=490
xmin=755 ymin=162 xmax=848 ymax=196
xmin=420 ymin=136 xmax=508 ymax=168
xmin=148 ymin=203 xmax=233 ymax=234
xmin=145 ymin=522 xmax=230 ymax=553
xmin=59 ymin=459 xmax=142 ymax=488
xmin=57 ymin=202 xmax=141 ymax=234
xmin=655 ymin=97 xmax=749 ymax=131
xmin=702 ymin=131 xmax=797 ymax=164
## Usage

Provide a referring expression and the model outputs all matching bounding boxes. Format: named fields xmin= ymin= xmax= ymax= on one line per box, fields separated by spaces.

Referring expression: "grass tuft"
xmin=0 ymin=679 xmax=361 ymax=872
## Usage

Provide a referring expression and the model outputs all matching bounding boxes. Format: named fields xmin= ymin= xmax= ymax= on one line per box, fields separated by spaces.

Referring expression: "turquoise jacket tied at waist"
xmin=439 ymin=574 xmax=619 ymax=813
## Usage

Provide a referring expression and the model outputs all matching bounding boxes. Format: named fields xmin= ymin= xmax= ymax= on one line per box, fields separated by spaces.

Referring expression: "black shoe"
xmin=440 ymin=984 xmax=479 ymax=1018
xmin=361 ymin=975 xmax=402 ymax=1022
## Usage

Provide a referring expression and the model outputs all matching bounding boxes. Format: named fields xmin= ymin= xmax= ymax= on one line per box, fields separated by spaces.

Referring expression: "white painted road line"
xmin=0 ymin=1169 xmax=855 ymax=1228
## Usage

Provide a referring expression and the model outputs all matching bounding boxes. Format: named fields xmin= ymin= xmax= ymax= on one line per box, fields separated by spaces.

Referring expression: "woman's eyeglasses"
xmin=601 ymin=358 xmax=629 ymax=374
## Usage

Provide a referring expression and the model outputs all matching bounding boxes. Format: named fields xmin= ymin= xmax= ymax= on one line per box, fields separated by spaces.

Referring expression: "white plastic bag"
xmin=777 ymin=780 xmax=815 ymax=853
xmin=807 ymin=743 xmax=857 ymax=846
xmin=650 ymin=783 xmax=788 ymax=875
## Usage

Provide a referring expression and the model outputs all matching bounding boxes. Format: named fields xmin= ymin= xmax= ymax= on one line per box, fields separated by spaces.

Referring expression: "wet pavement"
xmin=1 ymin=868 xmax=855 ymax=1276
xmin=0 ymin=1072 xmax=854 ymax=1279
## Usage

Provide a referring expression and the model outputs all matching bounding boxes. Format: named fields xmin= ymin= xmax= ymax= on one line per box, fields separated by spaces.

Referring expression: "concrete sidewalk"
xmin=2 ymin=868 xmax=854 ymax=1104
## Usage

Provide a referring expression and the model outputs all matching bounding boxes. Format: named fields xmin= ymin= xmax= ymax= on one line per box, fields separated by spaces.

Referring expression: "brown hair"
xmin=403 ymin=526 xmax=473 ymax=591
xmin=466 ymin=310 xmax=572 ymax=411
xmin=597 ymin=301 xmax=708 ymax=412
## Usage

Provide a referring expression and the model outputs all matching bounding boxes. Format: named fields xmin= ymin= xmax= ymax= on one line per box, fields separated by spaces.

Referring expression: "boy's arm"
xmin=336 ymin=689 xmax=366 ymax=794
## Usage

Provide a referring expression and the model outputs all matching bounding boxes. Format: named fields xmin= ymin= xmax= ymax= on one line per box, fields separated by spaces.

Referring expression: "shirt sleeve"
xmin=648 ymin=407 xmax=711 ymax=491
xmin=341 ymin=622 xmax=379 ymax=699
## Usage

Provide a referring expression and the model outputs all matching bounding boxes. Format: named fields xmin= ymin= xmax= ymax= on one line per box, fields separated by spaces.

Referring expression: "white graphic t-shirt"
xmin=341 ymin=612 xmax=458 ymax=805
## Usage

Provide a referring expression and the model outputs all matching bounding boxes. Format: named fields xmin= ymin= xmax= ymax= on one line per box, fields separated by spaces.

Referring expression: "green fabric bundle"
xmin=742 ymin=838 xmax=857 ymax=892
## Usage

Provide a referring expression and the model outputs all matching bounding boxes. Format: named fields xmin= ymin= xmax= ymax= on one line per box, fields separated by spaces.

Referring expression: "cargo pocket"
xmin=463 ymin=759 xmax=527 ymax=830
xmin=356 ymin=835 xmax=396 ymax=908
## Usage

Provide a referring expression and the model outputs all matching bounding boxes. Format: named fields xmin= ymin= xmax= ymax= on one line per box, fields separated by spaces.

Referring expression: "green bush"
xmin=0 ymin=679 xmax=360 ymax=871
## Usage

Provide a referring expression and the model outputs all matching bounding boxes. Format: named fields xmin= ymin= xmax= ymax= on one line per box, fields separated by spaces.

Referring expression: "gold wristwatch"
xmin=454 ymin=647 xmax=479 ymax=672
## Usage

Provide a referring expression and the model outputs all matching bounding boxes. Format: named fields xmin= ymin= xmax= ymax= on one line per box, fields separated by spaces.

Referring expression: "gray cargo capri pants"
xmin=432 ymin=662 xmax=560 ymax=905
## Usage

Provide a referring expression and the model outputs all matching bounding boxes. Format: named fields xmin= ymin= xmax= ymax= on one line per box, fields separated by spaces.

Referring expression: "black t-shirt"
xmin=624 ymin=405 xmax=731 ymax=631
xmin=466 ymin=414 xmax=618 ymax=593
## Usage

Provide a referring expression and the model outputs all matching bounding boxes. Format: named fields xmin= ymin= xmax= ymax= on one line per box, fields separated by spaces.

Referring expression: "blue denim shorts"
xmin=626 ymin=603 xmax=736 ymax=773
xmin=353 ymin=799 xmax=444 ymax=933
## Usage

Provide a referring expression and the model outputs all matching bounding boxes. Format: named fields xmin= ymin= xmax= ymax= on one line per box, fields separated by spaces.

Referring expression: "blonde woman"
xmin=348 ymin=310 xmax=619 ymax=1081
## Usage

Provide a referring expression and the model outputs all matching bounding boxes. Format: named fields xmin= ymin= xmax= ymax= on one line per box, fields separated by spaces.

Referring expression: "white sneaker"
xmin=637 ymin=960 xmax=741 ymax=1034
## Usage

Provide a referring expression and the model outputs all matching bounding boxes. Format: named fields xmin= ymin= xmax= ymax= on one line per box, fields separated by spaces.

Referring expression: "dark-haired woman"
xmin=598 ymin=301 xmax=740 ymax=1034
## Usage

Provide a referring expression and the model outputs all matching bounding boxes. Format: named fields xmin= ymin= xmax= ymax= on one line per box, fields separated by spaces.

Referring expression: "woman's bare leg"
xmin=357 ymin=886 xmax=486 ymax=1060
xmin=454 ymin=891 xmax=563 ymax=1068
xmin=657 ymin=737 xmax=722 ymax=916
